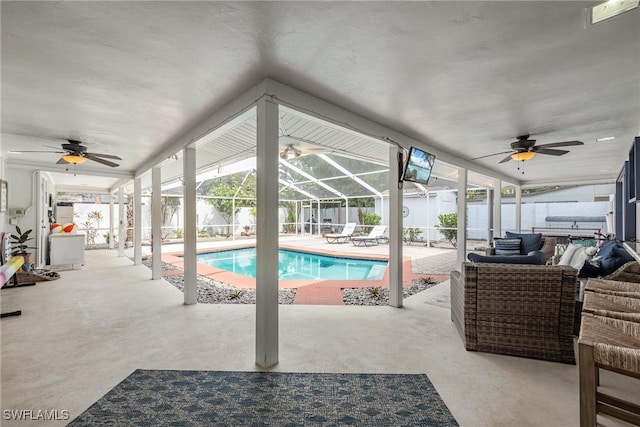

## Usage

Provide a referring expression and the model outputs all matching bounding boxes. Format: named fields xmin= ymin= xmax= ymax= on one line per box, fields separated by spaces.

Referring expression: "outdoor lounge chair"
xmin=351 ymin=225 xmax=388 ymax=247
xmin=325 ymin=223 xmax=357 ymax=244
xmin=451 ymin=262 xmax=578 ymax=364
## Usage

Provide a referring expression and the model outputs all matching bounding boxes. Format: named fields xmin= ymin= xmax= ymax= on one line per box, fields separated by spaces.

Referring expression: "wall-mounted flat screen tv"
xmin=402 ymin=146 xmax=436 ymax=185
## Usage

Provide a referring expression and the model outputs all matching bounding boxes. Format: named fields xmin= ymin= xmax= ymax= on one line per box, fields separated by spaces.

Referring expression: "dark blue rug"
xmin=68 ymin=370 xmax=458 ymax=426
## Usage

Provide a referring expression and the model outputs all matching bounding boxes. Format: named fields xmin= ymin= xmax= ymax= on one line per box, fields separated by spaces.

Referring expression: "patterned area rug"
xmin=69 ymin=370 xmax=458 ymax=426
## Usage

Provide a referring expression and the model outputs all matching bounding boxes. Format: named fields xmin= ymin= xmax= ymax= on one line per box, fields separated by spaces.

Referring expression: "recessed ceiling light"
xmin=8 ymin=151 xmax=22 ymax=154
xmin=596 ymin=136 xmax=615 ymax=142
xmin=591 ymin=0 xmax=639 ymax=24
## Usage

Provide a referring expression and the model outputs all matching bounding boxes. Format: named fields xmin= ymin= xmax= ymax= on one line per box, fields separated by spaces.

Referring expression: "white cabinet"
xmin=49 ymin=233 xmax=85 ymax=269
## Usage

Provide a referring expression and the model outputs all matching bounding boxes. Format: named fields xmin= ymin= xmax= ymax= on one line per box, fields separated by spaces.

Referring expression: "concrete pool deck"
xmin=152 ymin=235 xmax=462 ymax=305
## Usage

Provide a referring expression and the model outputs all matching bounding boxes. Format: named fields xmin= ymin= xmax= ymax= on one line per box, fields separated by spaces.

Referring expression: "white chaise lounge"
xmin=325 ymin=223 xmax=357 ymax=244
xmin=351 ymin=225 xmax=389 ymax=247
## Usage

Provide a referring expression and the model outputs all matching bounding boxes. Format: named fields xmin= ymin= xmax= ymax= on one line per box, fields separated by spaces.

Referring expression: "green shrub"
xmin=419 ymin=276 xmax=437 ymax=285
xmin=402 ymin=227 xmax=423 ymax=243
xmin=436 ymin=213 xmax=457 ymax=248
xmin=362 ymin=212 xmax=381 ymax=226
xmin=367 ymin=287 xmax=382 ymax=298
xmin=229 ymin=290 xmax=243 ymax=300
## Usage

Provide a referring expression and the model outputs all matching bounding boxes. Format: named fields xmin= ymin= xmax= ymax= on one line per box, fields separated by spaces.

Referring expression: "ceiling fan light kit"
xmin=62 ymin=154 xmax=87 ymax=164
xmin=280 ymin=144 xmax=301 ymax=160
xmin=511 ymin=151 xmax=536 ymax=161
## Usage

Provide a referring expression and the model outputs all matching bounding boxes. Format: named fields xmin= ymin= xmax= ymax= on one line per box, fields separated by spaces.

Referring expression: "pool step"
xmin=367 ymin=264 xmax=387 ymax=280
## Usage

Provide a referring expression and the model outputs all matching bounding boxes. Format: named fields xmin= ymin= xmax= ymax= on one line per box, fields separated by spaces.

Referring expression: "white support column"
xmin=133 ymin=177 xmax=142 ymax=266
xmin=151 ymin=167 xmax=162 ymax=280
xmin=109 ymin=193 xmax=115 ymax=250
xmin=345 ymin=198 xmax=349 ymax=224
xmin=389 ymin=146 xmax=403 ymax=308
xmin=515 ymin=185 xmax=522 ymax=233
xmin=183 ymin=146 xmax=198 ymax=305
xmin=493 ymin=180 xmax=502 ymax=238
xmin=425 ymin=191 xmax=431 ymax=247
xmin=118 ymin=187 xmax=125 ymax=257
xmin=255 ymin=96 xmax=280 ymax=368
xmin=232 ymin=199 xmax=236 ymax=240
xmin=487 ymin=188 xmax=494 ymax=246
xmin=295 ymin=201 xmax=299 ymax=235
xmin=317 ymin=201 xmax=321 ymax=236
xmin=456 ymin=168 xmax=468 ymax=269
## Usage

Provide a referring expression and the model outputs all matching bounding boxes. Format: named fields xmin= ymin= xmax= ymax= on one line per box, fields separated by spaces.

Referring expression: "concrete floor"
xmin=1 ymin=242 xmax=636 ymax=426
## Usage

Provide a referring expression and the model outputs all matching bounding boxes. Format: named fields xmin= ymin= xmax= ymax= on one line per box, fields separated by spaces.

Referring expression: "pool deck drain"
xmin=161 ymin=243 xmax=450 ymax=305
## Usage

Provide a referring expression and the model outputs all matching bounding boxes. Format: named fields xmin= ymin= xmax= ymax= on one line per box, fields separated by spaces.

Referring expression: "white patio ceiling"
xmin=3 ymin=1 xmax=636 ymax=193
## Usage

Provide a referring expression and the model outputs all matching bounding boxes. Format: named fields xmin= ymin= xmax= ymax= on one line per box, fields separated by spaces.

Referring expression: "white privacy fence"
xmin=69 ymin=193 xmax=612 ymax=247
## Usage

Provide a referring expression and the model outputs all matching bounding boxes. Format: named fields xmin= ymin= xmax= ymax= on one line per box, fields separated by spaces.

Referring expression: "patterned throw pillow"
xmin=494 ymin=238 xmax=521 ymax=256
xmin=505 ymin=231 xmax=543 ymax=254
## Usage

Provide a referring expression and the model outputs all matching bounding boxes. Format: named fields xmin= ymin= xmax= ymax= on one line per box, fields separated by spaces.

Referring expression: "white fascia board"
xmin=521 ymin=175 xmax=617 ymax=188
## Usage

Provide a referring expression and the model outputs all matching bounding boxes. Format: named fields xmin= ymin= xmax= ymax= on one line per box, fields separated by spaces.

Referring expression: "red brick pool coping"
xmin=161 ymin=243 xmax=448 ymax=305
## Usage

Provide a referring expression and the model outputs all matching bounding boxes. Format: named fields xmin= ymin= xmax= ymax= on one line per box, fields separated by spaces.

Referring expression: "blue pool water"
xmin=195 ymin=248 xmax=388 ymax=280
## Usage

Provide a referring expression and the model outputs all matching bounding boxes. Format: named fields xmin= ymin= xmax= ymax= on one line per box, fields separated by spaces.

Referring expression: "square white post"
xmin=118 ymin=187 xmax=125 ymax=257
xmin=109 ymin=192 xmax=115 ymax=250
xmin=317 ymin=202 xmax=321 ymax=236
xmin=133 ymin=177 xmax=142 ymax=265
xmin=493 ymin=179 xmax=502 ymax=238
xmin=515 ymin=185 xmax=522 ymax=233
xmin=152 ymin=166 xmax=162 ymax=280
xmin=456 ymin=168 xmax=468 ymax=269
xmin=425 ymin=191 xmax=431 ymax=246
xmin=388 ymin=146 xmax=403 ymax=308
xmin=486 ymin=188 xmax=494 ymax=246
xmin=183 ymin=146 xmax=197 ymax=305
xmin=255 ymin=97 xmax=280 ymax=368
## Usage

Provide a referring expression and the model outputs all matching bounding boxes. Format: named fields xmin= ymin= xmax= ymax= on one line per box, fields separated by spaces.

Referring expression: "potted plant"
xmin=9 ymin=225 xmax=36 ymax=263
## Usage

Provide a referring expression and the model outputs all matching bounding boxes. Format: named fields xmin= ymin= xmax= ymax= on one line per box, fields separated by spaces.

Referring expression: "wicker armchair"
xmin=451 ymin=262 xmax=578 ymax=364
xmin=603 ymin=260 xmax=640 ymax=283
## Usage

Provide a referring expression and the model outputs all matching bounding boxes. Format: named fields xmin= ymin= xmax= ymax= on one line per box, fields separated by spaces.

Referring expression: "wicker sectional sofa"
xmin=451 ymin=262 xmax=578 ymax=364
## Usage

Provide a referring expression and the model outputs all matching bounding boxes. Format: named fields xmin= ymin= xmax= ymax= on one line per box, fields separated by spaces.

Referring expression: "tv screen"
xmin=402 ymin=146 xmax=435 ymax=185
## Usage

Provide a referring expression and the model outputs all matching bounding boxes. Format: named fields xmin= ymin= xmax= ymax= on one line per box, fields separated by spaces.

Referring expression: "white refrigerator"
xmin=49 ymin=233 xmax=85 ymax=269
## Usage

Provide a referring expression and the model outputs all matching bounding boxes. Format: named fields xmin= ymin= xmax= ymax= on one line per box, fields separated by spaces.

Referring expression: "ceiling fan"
xmin=12 ymin=139 xmax=122 ymax=167
xmin=473 ymin=135 xmax=584 ymax=164
xmin=279 ymin=136 xmax=327 ymax=160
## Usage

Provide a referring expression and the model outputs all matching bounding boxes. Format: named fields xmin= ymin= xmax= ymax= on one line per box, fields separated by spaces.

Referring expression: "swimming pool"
xmin=195 ymin=248 xmax=388 ymax=280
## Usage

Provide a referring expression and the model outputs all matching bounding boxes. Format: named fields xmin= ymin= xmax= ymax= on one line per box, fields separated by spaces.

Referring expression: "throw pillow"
xmin=494 ymin=238 xmax=521 ymax=256
xmin=579 ymin=261 xmax=601 ymax=278
xmin=557 ymin=243 xmax=582 ymax=266
xmin=569 ymin=247 xmax=592 ymax=271
xmin=505 ymin=231 xmax=543 ymax=254
xmin=597 ymin=240 xmax=618 ymax=260
xmin=600 ymin=246 xmax=635 ymax=276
